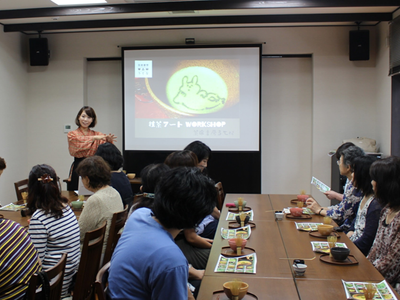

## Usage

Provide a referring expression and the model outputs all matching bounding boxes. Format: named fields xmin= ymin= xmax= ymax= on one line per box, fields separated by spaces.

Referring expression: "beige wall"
xmin=0 ymin=24 xmax=392 ymax=205
xmin=0 ymin=32 xmax=28 ymax=204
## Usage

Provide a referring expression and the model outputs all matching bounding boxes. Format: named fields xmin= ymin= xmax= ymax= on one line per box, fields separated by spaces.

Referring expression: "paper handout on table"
xmin=342 ymin=280 xmax=398 ymax=300
xmin=221 ymin=225 xmax=251 ymax=239
xmin=311 ymin=241 xmax=347 ymax=254
xmin=226 ymin=210 xmax=254 ymax=221
xmin=295 ymin=222 xmax=323 ymax=231
xmin=0 ymin=203 xmax=25 ymax=211
xmin=283 ymin=207 xmax=314 ymax=215
xmin=214 ymin=253 xmax=257 ymax=274
xmin=311 ymin=176 xmax=331 ymax=193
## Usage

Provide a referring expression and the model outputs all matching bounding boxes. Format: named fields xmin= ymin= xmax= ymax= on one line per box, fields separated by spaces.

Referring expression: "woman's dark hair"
xmin=27 ymin=164 xmax=68 ymax=218
xmin=164 ymin=150 xmax=198 ymax=168
xmin=370 ymin=156 xmax=400 ymax=210
xmin=75 ymin=156 xmax=111 ymax=189
xmin=335 ymin=142 xmax=355 ymax=160
xmin=341 ymin=145 xmax=365 ymax=168
xmin=75 ymin=106 xmax=97 ymax=128
xmin=0 ymin=157 xmax=5 ymax=170
xmin=141 ymin=163 xmax=170 ymax=193
xmin=352 ymin=155 xmax=377 ymax=196
xmin=153 ymin=167 xmax=217 ymax=229
xmin=95 ymin=143 xmax=123 ymax=171
xmin=184 ymin=141 xmax=212 ymax=162
xmin=133 ymin=164 xmax=170 ymax=211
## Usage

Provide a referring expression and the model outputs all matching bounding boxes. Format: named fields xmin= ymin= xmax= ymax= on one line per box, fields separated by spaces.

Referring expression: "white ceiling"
xmin=0 ymin=0 xmax=398 ymax=34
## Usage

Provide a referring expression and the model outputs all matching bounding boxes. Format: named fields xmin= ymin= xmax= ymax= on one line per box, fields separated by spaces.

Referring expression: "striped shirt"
xmin=67 ymin=127 xmax=106 ymax=158
xmin=0 ymin=219 xmax=40 ymax=300
xmin=28 ymin=206 xmax=81 ymax=297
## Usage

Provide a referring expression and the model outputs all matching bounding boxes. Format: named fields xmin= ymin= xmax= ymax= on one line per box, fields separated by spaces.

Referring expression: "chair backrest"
xmin=26 ymin=253 xmax=67 ymax=300
xmin=215 ymin=182 xmax=225 ymax=210
xmin=73 ymin=221 xmax=107 ymax=300
xmin=94 ymin=262 xmax=110 ymax=300
xmin=14 ymin=179 xmax=29 ymax=202
xmin=102 ymin=206 xmax=128 ymax=267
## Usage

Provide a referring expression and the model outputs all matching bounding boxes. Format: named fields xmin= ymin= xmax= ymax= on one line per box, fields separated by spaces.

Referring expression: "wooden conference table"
xmin=197 ymin=194 xmax=399 ymax=300
xmin=0 ymin=191 xmax=83 ymax=228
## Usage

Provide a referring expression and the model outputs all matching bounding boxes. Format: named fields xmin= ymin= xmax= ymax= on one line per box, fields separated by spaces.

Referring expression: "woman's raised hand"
xmin=106 ymin=134 xmax=117 ymax=143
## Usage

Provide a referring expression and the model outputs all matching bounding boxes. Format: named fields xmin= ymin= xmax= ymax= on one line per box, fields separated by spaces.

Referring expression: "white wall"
xmin=14 ymin=25 xmax=389 ymax=205
xmin=0 ymin=31 xmax=28 ymax=204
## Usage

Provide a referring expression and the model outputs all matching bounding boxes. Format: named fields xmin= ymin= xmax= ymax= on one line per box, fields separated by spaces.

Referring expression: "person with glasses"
xmin=307 ymin=145 xmax=365 ymax=231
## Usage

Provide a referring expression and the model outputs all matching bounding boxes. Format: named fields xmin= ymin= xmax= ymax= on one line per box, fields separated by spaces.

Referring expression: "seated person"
xmin=165 ymin=151 xmax=217 ymax=269
xmin=184 ymin=140 xmax=212 ymax=175
xmin=323 ymin=142 xmax=355 ymax=202
xmin=1 ymin=158 xmax=41 ymax=300
xmin=0 ymin=218 xmax=41 ymax=299
xmin=76 ymin=156 xmax=124 ymax=253
xmin=27 ymin=164 xmax=80 ymax=298
xmin=307 ymin=145 xmax=365 ymax=231
xmin=95 ymin=142 xmax=133 ymax=208
xmin=108 ymin=167 xmax=217 ymax=300
xmin=347 ymin=156 xmax=381 ymax=256
xmin=128 ymin=163 xmax=170 ymax=216
xmin=368 ymin=157 xmax=400 ymax=294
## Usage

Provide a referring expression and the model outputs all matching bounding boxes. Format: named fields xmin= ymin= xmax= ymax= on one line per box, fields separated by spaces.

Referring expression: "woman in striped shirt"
xmin=27 ymin=164 xmax=81 ymax=298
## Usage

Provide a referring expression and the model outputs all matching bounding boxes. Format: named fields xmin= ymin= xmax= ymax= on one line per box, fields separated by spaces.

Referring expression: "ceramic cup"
xmin=275 ymin=211 xmax=284 ymax=220
xmin=293 ymin=263 xmax=307 ymax=276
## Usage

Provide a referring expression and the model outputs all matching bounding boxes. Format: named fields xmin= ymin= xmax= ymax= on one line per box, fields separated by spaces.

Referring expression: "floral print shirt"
xmin=326 ymin=179 xmax=363 ymax=230
xmin=368 ymin=206 xmax=400 ymax=294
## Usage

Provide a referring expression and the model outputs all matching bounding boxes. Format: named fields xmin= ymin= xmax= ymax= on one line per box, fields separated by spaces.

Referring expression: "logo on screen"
xmin=135 ymin=60 xmax=152 ymax=78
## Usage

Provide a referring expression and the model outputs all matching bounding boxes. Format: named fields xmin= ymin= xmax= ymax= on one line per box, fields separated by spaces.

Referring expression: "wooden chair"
xmin=94 ymin=262 xmax=110 ymax=300
xmin=215 ymin=182 xmax=225 ymax=210
xmin=26 ymin=253 xmax=67 ymax=300
xmin=73 ymin=221 xmax=107 ymax=300
xmin=102 ymin=206 xmax=128 ymax=267
xmin=14 ymin=179 xmax=28 ymax=202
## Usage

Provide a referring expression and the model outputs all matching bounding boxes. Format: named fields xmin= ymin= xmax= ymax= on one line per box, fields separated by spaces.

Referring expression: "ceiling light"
xmin=51 ymin=0 xmax=107 ymax=5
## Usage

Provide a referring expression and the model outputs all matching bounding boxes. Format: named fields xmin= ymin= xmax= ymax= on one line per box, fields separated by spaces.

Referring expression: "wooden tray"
xmin=290 ymin=199 xmax=305 ymax=205
xmin=229 ymin=221 xmax=256 ymax=229
xmin=228 ymin=207 xmax=252 ymax=213
xmin=221 ymin=246 xmax=256 ymax=257
xmin=319 ymin=254 xmax=358 ymax=265
xmin=286 ymin=214 xmax=312 ymax=219
xmin=309 ymin=231 xmax=340 ymax=239
xmin=212 ymin=291 xmax=258 ymax=300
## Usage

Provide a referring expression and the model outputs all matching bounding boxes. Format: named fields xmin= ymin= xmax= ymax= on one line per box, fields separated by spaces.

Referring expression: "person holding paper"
xmin=323 ymin=142 xmax=355 ymax=202
xmin=307 ymin=145 xmax=364 ymax=231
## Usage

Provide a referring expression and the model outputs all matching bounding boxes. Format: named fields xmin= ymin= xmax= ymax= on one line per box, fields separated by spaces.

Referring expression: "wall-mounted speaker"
xmin=29 ymin=38 xmax=49 ymax=66
xmin=349 ymin=30 xmax=369 ymax=61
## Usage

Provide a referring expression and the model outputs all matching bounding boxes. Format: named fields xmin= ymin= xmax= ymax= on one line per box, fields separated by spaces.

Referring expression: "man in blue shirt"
xmin=108 ymin=167 xmax=217 ymax=300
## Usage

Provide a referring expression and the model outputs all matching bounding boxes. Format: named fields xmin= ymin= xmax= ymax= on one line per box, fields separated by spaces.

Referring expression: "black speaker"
xmin=29 ymin=38 xmax=49 ymax=66
xmin=349 ymin=30 xmax=369 ymax=61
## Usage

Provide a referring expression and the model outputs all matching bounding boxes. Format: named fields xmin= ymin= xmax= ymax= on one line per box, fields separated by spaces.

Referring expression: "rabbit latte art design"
xmin=166 ymin=66 xmax=228 ymax=114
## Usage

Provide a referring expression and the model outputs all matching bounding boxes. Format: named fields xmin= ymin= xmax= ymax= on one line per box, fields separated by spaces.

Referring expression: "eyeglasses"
xmin=336 ymin=161 xmax=340 ymax=166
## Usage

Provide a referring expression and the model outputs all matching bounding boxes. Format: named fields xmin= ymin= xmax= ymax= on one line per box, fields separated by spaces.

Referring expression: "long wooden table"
xmin=0 ymin=191 xmax=82 ymax=227
xmin=197 ymin=194 xmax=399 ymax=300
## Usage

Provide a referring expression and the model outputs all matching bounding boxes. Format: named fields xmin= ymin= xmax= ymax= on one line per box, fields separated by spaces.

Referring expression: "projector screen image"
xmin=123 ymin=45 xmax=261 ymax=151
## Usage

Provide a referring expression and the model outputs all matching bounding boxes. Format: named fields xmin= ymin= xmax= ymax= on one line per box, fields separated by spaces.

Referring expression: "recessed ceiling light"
xmin=51 ymin=0 xmax=107 ymax=5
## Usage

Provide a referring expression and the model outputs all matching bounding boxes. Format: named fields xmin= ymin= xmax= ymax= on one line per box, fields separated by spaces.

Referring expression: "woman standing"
xmin=67 ymin=106 xmax=116 ymax=190
xmin=27 ymin=164 xmax=80 ymax=298
xmin=368 ymin=157 xmax=400 ymax=294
